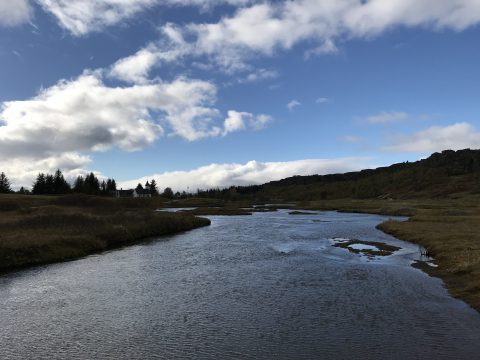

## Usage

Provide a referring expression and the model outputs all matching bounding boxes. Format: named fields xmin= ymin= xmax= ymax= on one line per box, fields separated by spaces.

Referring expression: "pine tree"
xmin=101 ymin=180 xmax=107 ymax=194
xmin=17 ymin=186 xmax=29 ymax=195
xmin=73 ymin=176 xmax=85 ymax=193
xmin=106 ymin=178 xmax=117 ymax=192
xmin=53 ymin=169 xmax=71 ymax=194
xmin=45 ymin=174 xmax=54 ymax=194
xmin=0 ymin=172 xmax=12 ymax=193
xmin=162 ymin=187 xmax=174 ymax=199
xmin=84 ymin=173 xmax=100 ymax=194
xmin=32 ymin=173 xmax=46 ymax=194
xmin=150 ymin=179 xmax=158 ymax=195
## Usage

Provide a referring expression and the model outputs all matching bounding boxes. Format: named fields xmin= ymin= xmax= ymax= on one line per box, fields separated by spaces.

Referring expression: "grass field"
xmin=0 ymin=194 xmax=210 ymax=272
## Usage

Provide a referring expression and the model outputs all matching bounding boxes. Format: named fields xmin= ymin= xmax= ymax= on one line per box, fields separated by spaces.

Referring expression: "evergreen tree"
xmin=162 ymin=187 xmax=174 ymax=199
xmin=45 ymin=174 xmax=54 ymax=194
xmin=84 ymin=172 xmax=100 ymax=194
xmin=17 ymin=186 xmax=29 ymax=195
xmin=106 ymin=178 xmax=117 ymax=192
xmin=32 ymin=173 xmax=46 ymax=194
xmin=73 ymin=176 xmax=85 ymax=193
xmin=110 ymin=179 xmax=117 ymax=191
xmin=150 ymin=179 xmax=158 ymax=195
xmin=53 ymin=169 xmax=71 ymax=194
xmin=101 ymin=180 xmax=107 ymax=194
xmin=0 ymin=172 xmax=12 ymax=193
xmin=136 ymin=183 xmax=144 ymax=191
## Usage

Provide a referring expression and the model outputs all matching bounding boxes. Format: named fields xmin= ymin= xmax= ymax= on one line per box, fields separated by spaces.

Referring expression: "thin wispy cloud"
xmin=360 ymin=111 xmax=410 ymax=124
xmin=316 ymin=97 xmax=331 ymax=104
xmin=287 ymin=100 xmax=301 ymax=111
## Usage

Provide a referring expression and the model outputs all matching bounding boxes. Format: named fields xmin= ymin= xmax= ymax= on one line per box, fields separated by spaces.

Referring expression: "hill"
xmin=198 ymin=149 xmax=480 ymax=201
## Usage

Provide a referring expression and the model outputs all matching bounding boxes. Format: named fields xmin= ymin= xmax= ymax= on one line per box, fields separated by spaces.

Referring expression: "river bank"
xmin=2 ymin=193 xmax=479 ymax=313
xmin=2 ymin=209 xmax=479 ymax=359
xmin=295 ymin=196 xmax=480 ymax=312
xmin=0 ymin=194 xmax=210 ymax=273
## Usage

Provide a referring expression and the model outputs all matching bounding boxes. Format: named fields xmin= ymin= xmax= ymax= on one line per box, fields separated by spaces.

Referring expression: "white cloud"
xmin=240 ymin=68 xmax=279 ymax=83
xmin=0 ymin=153 xmax=93 ymax=189
xmin=35 ymin=0 xmax=250 ymax=36
xmin=109 ymin=24 xmax=190 ymax=83
xmin=118 ymin=157 xmax=374 ymax=191
xmin=222 ymin=110 xmax=273 ymax=135
xmin=287 ymin=100 xmax=301 ymax=111
xmin=250 ymin=114 xmax=273 ymax=130
xmin=0 ymin=69 xmax=271 ymax=187
xmin=316 ymin=97 xmax=331 ymax=104
xmin=0 ymin=0 xmax=32 ymax=27
xmin=135 ymin=0 xmax=480 ymax=72
xmin=305 ymin=39 xmax=339 ymax=58
xmin=223 ymin=110 xmax=247 ymax=135
xmin=385 ymin=122 xmax=480 ymax=153
xmin=362 ymin=111 xmax=410 ymax=124
xmin=109 ymin=47 xmax=161 ymax=84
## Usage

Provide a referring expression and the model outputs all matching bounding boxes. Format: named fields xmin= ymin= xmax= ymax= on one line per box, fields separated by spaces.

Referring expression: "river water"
xmin=1 ymin=210 xmax=480 ymax=359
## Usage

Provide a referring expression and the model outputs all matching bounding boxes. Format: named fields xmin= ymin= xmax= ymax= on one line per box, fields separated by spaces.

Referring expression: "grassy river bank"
xmin=294 ymin=196 xmax=480 ymax=312
xmin=0 ymin=194 xmax=210 ymax=273
xmin=168 ymin=195 xmax=480 ymax=312
xmin=1 ymin=192 xmax=479 ymax=312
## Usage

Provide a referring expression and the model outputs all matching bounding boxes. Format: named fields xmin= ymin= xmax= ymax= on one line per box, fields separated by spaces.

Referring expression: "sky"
xmin=1 ymin=0 xmax=480 ymax=191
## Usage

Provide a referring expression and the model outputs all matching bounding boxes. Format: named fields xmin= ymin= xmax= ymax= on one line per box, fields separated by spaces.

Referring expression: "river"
xmin=1 ymin=210 xmax=480 ymax=359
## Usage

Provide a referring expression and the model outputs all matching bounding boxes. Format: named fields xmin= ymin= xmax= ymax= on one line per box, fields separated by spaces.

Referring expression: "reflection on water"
xmin=1 ymin=210 xmax=480 ymax=359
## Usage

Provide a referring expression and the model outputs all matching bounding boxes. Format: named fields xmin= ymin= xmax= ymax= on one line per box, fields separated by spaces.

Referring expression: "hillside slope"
xmin=198 ymin=149 xmax=480 ymax=201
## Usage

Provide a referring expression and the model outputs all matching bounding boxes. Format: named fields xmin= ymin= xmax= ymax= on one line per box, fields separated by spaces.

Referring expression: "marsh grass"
xmin=295 ymin=196 xmax=480 ymax=311
xmin=0 ymin=194 xmax=210 ymax=272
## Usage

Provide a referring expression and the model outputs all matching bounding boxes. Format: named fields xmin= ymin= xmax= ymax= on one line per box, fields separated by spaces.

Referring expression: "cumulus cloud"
xmin=109 ymin=24 xmax=190 ymax=83
xmin=222 ymin=110 xmax=273 ymax=135
xmin=166 ymin=0 xmax=480 ymax=70
xmin=287 ymin=100 xmax=301 ymax=111
xmin=385 ymin=122 xmax=480 ymax=153
xmin=0 ymin=0 xmax=32 ymax=27
xmin=362 ymin=111 xmax=410 ymax=124
xmin=35 ymin=0 xmax=250 ymax=36
xmin=0 ymin=69 xmax=272 ymax=187
xmin=0 ymin=153 xmax=93 ymax=189
xmin=101 ymin=0 xmax=480 ymax=82
xmin=118 ymin=157 xmax=374 ymax=192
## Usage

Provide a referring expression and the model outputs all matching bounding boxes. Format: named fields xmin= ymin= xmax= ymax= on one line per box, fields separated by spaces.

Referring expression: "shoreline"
xmin=0 ymin=195 xmax=211 ymax=276
xmin=295 ymin=198 xmax=480 ymax=313
xmin=0 ymin=217 xmax=210 ymax=277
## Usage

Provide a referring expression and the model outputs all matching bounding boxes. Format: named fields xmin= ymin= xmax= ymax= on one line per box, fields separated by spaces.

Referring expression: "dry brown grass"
xmin=0 ymin=194 xmax=210 ymax=272
xmin=298 ymin=195 xmax=480 ymax=311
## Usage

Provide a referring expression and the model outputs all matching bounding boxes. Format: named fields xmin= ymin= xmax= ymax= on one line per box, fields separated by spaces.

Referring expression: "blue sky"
xmin=1 ymin=0 xmax=480 ymax=190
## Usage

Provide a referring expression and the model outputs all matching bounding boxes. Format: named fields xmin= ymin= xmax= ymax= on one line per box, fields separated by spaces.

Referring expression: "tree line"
xmin=0 ymin=170 xmax=164 ymax=196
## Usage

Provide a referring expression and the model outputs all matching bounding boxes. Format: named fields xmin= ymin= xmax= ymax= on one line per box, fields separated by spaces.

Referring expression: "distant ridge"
xmin=199 ymin=149 xmax=480 ymax=200
xmin=261 ymin=149 xmax=480 ymax=200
